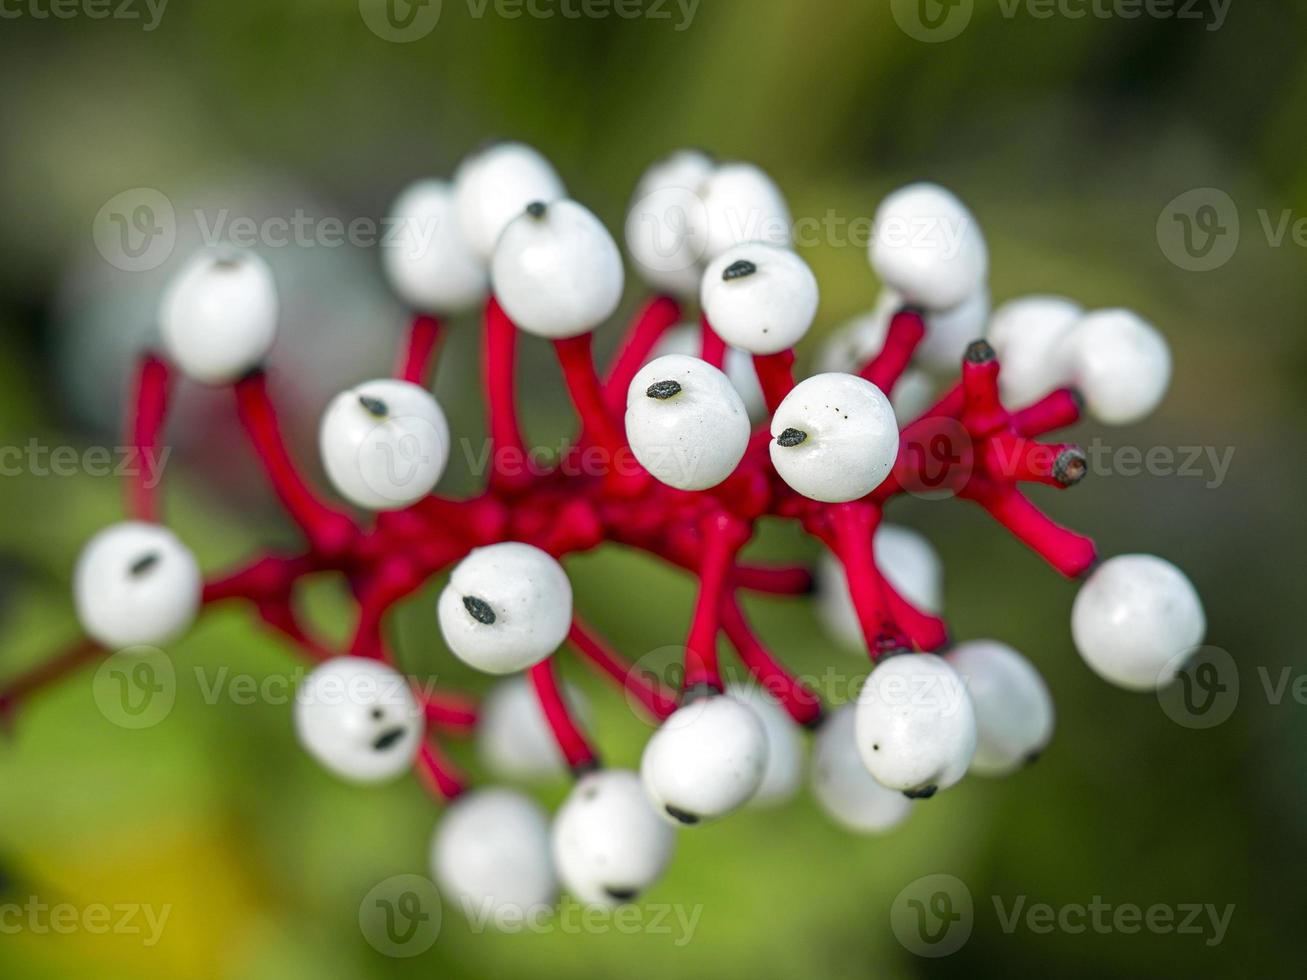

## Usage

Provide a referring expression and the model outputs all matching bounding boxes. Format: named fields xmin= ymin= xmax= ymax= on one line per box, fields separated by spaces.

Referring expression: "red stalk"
xmin=860 ymin=308 xmax=926 ymax=393
xmin=1010 ymin=388 xmax=1083 ymax=437
xmin=528 ymin=657 xmax=599 ymax=771
xmin=416 ymin=740 xmax=467 ymax=801
xmin=700 ymin=314 xmax=727 ymax=369
xmin=682 ymin=512 xmax=751 ymax=693
xmin=820 ymin=503 xmax=909 ymax=657
xmin=732 ymin=562 xmax=813 ymax=596
xmin=603 ymin=295 xmax=682 ymax=414
xmin=720 ymin=598 xmax=823 ymax=727
xmin=396 ymin=313 xmax=444 ymax=386
xmin=752 ymin=350 xmax=796 ymax=413
xmin=484 ymin=298 xmax=531 ymax=494
xmin=567 ymin=619 xmax=677 ymax=721
xmin=968 ymin=484 xmax=1098 ymax=577
xmin=125 ymin=352 xmax=172 ymax=523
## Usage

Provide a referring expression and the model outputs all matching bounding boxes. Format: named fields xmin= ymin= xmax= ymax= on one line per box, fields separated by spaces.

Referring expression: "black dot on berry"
xmin=462 ymin=595 xmax=496 ymax=625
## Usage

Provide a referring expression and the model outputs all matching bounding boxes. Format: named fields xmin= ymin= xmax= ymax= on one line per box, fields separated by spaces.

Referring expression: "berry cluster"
xmin=2 ymin=142 xmax=1206 ymax=922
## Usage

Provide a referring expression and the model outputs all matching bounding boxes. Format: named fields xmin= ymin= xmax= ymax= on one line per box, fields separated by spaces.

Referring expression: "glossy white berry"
xmin=437 ymin=543 xmax=572 ymax=675
xmin=625 ymin=354 xmax=751 ymax=491
xmin=810 ymin=704 xmax=913 ymax=833
xmin=987 ymin=295 xmax=1083 ymax=409
xmin=625 ymin=150 xmax=715 ymax=296
xmin=477 ymin=674 xmax=590 ymax=783
xmin=319 ymin=379 xmax=450 ymax=510
xmin=159 ymin=248 xmax=278 ymax=383
xmin=870 ymin=183 xmax=988 ymax=310
xmin=641 ymin=694 xmax=768 ymax=825
xmin=650 ymin=322 xmax=765 ymax=419
xmin=816 ymin=524 xmax=944 ymax=651
xmin=814 ymin=306 xmax=936 ymax=421
xmin=1057 ymin=309 xmax=1172 ymax=425
xmin=454 ymin=142 xmax=565 ymax=260
xmin=491 ymin=199 xmax=624 ymax=339
xmin=293 ymin=657 xmax=422 ymax=783
xmin=73 ymin=521 xmax=201 ymax=649
xmin=432 ymin=787 xmax=557 ymax=924
xmin=913 ymin=284 xmax=991 ymax=373
xmin=1071 ymin=554 xmax=1206 ymax=691
xmin=701 ymin=243 xmax=818 ymax=355
xmin=855 ymin=653 xmax=976 ymax=797
xmin=946 ymin=641 xmax=1054 ymax=776
xmin=381 ymin=179 xmax=488 ymax=313
xmin=696 ymin=162 xmax=791 ymax=261
xmin=552 ymin=769 xmax=676 ymax=907
xmin=728 ymin=684 xmax=804 ymax=807
xmin=769 ymin=373 xmax=899 ymax=503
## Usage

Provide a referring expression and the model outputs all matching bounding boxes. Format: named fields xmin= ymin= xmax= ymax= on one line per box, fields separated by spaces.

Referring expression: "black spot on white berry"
xmin=129 ymin=552 xmax=160 ymax=577
xmin=526 ymin=200 xmax=548 ymax=219
xmin=358 ymin=394 xmax=389 ymax=417
xmin=462 ymin=595 xmax=496 ymax=625
xmin=903 ymin=784 xmax=938 ymax=800
xmin=1054 ymin=448 xmax=1088 ymax=487
xmin=604 ymin=886 xmax=639 ymax=902
xmin=722 ymin=259 xmax=757 ymax=281
xmin=371 ymin=727 xmax=407 ymax=751
xmin=664 ymin=805 xmax=700 ymax=825
xmin=776 ymin=428 xmax=808 ymax=448
xmin=646 ymin=379 xmax=682 ymax=400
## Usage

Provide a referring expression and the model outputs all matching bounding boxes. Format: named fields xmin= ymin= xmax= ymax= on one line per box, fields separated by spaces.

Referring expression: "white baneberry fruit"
xmin=437 ymin=543 xmax=572 ymax=675
xmin=319 ymin=379 xmax=450 ymax=510
xmin=491 ymin=199 xmax=624 ymax=339
xmin=159 ymin=248 xmax=278 ymax=384
xmin=987 ymin=295 xmax=1083 ymax=409
xmin=477 ymin=674 xmax=590 ymax=783
xmin=552 ymin=769 xmax=676 ymax=907
xmin=814 ymin=306 xmax=936 ymax=421
xmin=815 ymin=524 xmax=944 ymax=651
xmin=701 ymin=243 xmax=818 ymax=355
xmin=431 ymin=787 xmax=557 ymax=924
xmin=946 ymin=640 xmax=1054 ymax=776
xmin=381 ymin=179 xmax=488 ymax=313
xmin=650 ymin=322 xmax=765 ymax=419
xmin=810 ymin=704 xmax=913 ymax=833
xmin=641 ymin=694 xmax=769 ymax=825
xmin=625 ymin=354 xmax=751 ymax=491
xmin=293 ymin=656 xmax=422 ymax=783
xmin=1071 ymin=554 xmax=1206 ymax=691
xmin=454 ymin=141 xmax=566 ymax=260
xmin=73 ymin=521 xmax=201 ymax=649
xmin=625 ymin=149 xmax=715 ymax=297
xmin=1057 ymin=309 xmax=1172 ymax=425
xmin=728 ymin=684 xmax=804 ymax=807
xmin=870 ymin=183 xmax=988 ymax=310
xmin=769 ymin=373 xmax=899 ymax=503
xmin=913 ymin=284 xmax=992 ymax=373
xmin=697 ymin=162 xmax=791 ymax=261
xmin=855 ymin=653 xmax=976 ymax=797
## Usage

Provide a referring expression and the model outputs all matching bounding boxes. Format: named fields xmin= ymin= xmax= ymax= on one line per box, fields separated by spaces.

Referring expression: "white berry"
xmin=73 ymin=521 xmax=201 ymax=649
xmin=319 ymin=379 xmax=450 ymax=511
xmin=701 ymin=243 xmax=818 ymax=355
xmin=293 ymin=657 xmax=422 ymax=783
xmin=491 ymin=199 xmax=624 ymax=339
xmin=641 ymin=694 xmax=768 ymax=825
xmin=437 ymin=543 xmax=572 ymax=675
xmin=159 ymin=248 xmax=278 ymax=383
xmin=987 ymin=295 xmax=1083 ymax=409
xmin=477 ymin=675 xmax=590 ymax=783
xmin=814 ymin=305 xmax=936 ymax=420
xmin=810 ymin=704 xmax=913 ymax=833
xmin=769 ymin=373 xmax=899 ymax=503
xmin=625 ymin=149 xmax=715 ymax=296
xmin=855 ymin=653 xmax=976 ymax=797
xmin=728 ymin=684 xmax=804 ymax=807
xmin=552 ymin=769 xmax=676 ymax=907
xmin=431 ymin=787 xmax=557 ymax=924
xmin=625 ymin=354 xmax=750 ymax=491
xmin=650 ymin=322 xmax=765 ymax=419
xmin=454 ymin=142 xmax=565 ymax=260
xmin=946 ymin=641 xmax=1054 ymax=776
xmin=381 ymin=179 xmax=487 ymax=313
xmin=870 ymin=183 xmax=988 ymax=310
xmin=696 ymin=162 xmax=791 ymax=261
xmin=816 ymin=524 xmax=944 ymax=651
xmin=1057 ymin=309 xmax=1172 ymax=425
xmin=1072 ymin=554 xmax=1206 ymax=691
xmin=913 ymin=284 xmax=991 ymax=373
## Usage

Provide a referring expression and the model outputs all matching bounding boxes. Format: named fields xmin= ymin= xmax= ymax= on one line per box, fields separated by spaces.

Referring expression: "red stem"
xmin=860 ymin=308 xmax=926 ymax=393
xmin=528 ymin=657 xmax=599 ymax=771
xmin=125 ymin=352 xmax=172 ymax=523
xmin=484 ymin=298 xmax=531 ymax=494
xmin=1010 ymin=388 xmax=1083 ymax=437
xmin=720 ymin=598 xmax=823 ymax=726
xmin=0 ymin=640 xmax=102 ymax=726
xmin=818 ymin=503 xmax=908 ymax=657
xmin=682 ymin=512 xmax=751 ymax=693
xmin=396 ymin=314 xmax=444 ymax=386
xmin=752 ymin=351 xmax=796 ymax=414
xmin=603 ymin=295 xmax=682 ymax=415
xmin=732 ymin=562 xmax=813 ymax=596
xmin=416 ymin=740 xmax=467 ymax=801
xmin=968 ymin=483 xmax=1098 ymax=577
xmin=567 ymin=619 xmax=677 ymax=721
xmin=700 ymin=314 xmax=727 ymax=369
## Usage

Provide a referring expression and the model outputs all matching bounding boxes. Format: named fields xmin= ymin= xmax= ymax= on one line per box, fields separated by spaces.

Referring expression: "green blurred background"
xmin=2 ymin=1 xmax=1306 ymax=976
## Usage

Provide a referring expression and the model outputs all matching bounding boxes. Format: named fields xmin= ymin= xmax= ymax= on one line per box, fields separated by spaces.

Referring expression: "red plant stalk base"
xmin=0 ymin=298 xmax=1095 ymax=801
